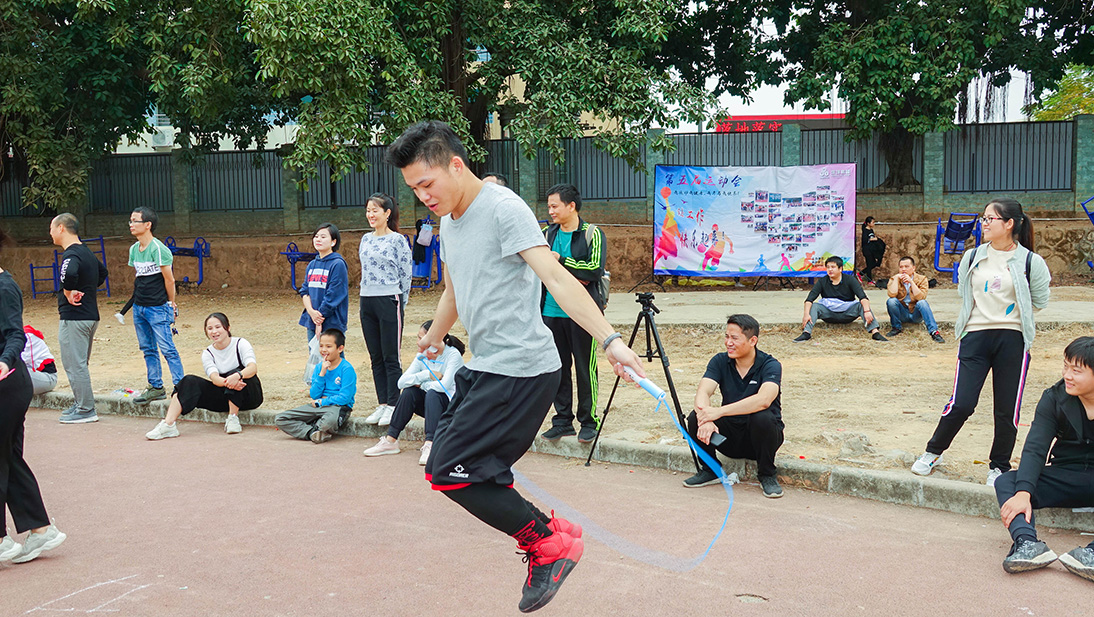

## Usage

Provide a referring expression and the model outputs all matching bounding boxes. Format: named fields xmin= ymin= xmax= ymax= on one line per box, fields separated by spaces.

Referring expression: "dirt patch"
xmin=21 ymin=288 xmax=1089 ymax=483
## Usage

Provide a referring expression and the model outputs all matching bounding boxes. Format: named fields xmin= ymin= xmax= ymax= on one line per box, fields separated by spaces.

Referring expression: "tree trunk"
xmin=439 ymin=8 xmax=491 ymax=163
xmin=877 ymin=125 xmax=920 ymax=189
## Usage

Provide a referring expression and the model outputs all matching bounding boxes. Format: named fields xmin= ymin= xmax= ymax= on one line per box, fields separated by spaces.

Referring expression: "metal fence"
xmin=482 ymin=139 xmax=520 ymax=185
xmin=664 ymin=131 xmax=782 ymax=167
xmin=302 ymin=146 xmax=401 ymax=209
xmin=801 ymin=129 xmax=924 ymax=190
xmin=88 ymin=153 xmax=175 ymax=214
xmin=538 ymin=138 xmax=647 ymax=200
xmin=944 ymin=121 xmax=1073 ymax=192
xmin=193 ymin=151 xmax=283 ymax=211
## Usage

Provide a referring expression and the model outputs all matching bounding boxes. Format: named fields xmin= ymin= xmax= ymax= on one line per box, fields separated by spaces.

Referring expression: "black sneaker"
xmin=931 ymin=331 xmax=946 ymax=343
xmin=683 ymin=467 xmax=720 ymax=488
xmin=759 ymin=475 xmax=783 ymax=498
xmin=541 ymin=426 xmax=576 ymax=441
xmin=872 ymin=332 xmax=889 ymax=342
xmin=577 ymin=426 xmax=597 ymax=443
xmin=1059 ymin=546 xmax=1094 ymax=582
xmin=792 ymin=332 xmax=811 ymax=343
xmin=518 ymin=531 xmax=583 ymax=613
xmin=1002 ymin=538 xmax=1058 ymax=573
xmin=886 ymin=328 xmax=902 ymax=337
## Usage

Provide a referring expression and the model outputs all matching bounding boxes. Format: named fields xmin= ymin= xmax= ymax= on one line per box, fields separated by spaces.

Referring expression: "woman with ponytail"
xmin=911 ymin=199 xmax=1051 ymax=486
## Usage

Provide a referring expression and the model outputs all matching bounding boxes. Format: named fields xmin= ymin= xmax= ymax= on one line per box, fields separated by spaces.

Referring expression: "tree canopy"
xmin=1027 ymin=64 xmax=1094 ymax=120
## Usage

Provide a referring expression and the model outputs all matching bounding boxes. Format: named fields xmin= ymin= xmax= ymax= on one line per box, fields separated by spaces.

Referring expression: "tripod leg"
xmin=644 ymin=313 xmax=702 ymax=473
xmin=585 ymin=313 xmax=644 ymax=466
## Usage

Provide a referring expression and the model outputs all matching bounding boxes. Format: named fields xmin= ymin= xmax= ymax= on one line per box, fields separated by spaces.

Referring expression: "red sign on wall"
xmin=714 ymin=113 xmax=845 ymax=133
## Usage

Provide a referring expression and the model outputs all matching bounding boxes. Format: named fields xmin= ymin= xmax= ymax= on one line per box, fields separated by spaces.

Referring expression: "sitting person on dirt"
xmin=683 ymin=314 xmax=785 ymax=498
xmin=275 ymin=328 xmax=356 ymax=443
xmin=994 ymin=336 xmax=1094 ymax=582
xmin=363 ymin=320 xmax=465 ymax=464
xmin=794 ymin=256 xmax=886 ymax=342
xmin=885 ymin=256 xmax=944 ymax=343
xmin=21 ymin=326 xmax=57 ymax=395
xmin=146 ymin=313 xmax=263 ymax=440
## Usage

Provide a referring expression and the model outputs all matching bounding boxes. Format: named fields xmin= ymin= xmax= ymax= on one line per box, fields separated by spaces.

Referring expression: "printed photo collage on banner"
xmin=653 ymin=165 xmax=857 ymax=278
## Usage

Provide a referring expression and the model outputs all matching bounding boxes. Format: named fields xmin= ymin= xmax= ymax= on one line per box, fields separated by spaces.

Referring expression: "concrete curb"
xmin=33 ymin=391 xmax=1093 ymax=533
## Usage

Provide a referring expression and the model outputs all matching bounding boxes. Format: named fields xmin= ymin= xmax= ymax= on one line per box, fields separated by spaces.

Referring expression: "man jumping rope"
xmin=387 ymin=121 xmax=645 ymax=613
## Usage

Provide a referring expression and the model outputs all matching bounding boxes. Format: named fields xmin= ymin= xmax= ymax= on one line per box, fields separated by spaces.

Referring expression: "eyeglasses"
xmin=980 ymin=215 xmax=1003 ymax=225
xmin=128 ymin=220 xmax=148 ymax=225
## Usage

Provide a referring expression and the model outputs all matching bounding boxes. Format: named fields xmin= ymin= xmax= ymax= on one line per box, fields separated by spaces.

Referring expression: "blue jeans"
xmin=886 ymin=297 xmax=938 ymax=333
xmin=133 ymin=303 xmax=184 ymax=389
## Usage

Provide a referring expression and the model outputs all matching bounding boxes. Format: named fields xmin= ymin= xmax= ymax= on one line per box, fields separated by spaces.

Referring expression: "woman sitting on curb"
xmin=146 ymin=313 xmax=263 ymax=439
xmin=21 ymin=325 xmax=57 ymax=395
xmin=363 ymin=320 xmax=465 ymax=464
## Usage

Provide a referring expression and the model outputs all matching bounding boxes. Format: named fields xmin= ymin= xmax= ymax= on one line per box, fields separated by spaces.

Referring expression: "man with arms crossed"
xmin=885 ymin=256 xmax=945 ymax=342
xmin=388 ymin=120 xmax=643 ymax=613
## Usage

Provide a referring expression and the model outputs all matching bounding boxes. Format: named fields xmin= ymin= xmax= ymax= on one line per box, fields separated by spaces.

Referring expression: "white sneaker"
xmin=146 ymin=420 xmax=180 ymax=440
xmin=363 ymin=438 xmax=400 ymax=457
xmin=364 ymin=406 xmax=385 ymax=425
xmin=0 ymin=536 xmax=22 ymax=561
xmin=114 ymin=312 xmax=125 ymax=325
xmin=12 ymin=525 xmax=66 ymax=563
xmin=911 ymin=452 xmax=941 ymax=476
xmin=225 ymin=415 xmax=242 ymax=434
xmin=986 ymin=468 xmax=1004 ymax=487
xmin=378 ymin=405 xmax=395 ymax=426
xmin=419 ymin=441 xmax=432 ymax=466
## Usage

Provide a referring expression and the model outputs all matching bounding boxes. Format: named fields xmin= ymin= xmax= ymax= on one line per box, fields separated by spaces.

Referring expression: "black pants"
xmin=175 ymin=374 xmax=263 ymax=415
xmin=685 ymin=408 xmax=784 ymax=478
xmin=1 ymin=360 xmax=50 ymax=536
xmin=862 ymin=243 xmax=884 ymax=279
xmin=387 ymin=387 xmax=449 ymax=441
xmin=360 ymin=295 xmax=404 ymax=406
xmin=543 ymin=315 xmax=599 ymax=429
xmin=926 ymin=330 xmax=1030 ymax=471
xmin=994 ymin=466 xmax=1094 ymax=543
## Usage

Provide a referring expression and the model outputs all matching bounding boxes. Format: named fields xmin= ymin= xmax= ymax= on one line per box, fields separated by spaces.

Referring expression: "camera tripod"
xmin=585 ymin=292 xmax=700 ymax=472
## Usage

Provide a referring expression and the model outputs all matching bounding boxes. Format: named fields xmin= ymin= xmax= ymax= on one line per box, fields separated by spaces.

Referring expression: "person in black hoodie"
xmin=994 ymin=336 xmax=1094 ymax=581
xmin=49 ymin=213 xmax=108 ymax=424
xmin=0 ymin=225 xmax=68 ymax=564
xmin=539 ymin=184 xmax=608 ymax=444
xmin=860 ymin=216 xmax=886 ymax=282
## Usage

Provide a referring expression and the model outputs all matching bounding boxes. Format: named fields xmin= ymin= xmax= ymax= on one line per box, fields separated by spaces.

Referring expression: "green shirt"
xmin=542 ymin=231 xmax=573 ymax=318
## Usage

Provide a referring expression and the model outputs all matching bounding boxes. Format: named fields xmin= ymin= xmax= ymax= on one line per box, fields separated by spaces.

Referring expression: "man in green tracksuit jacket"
xmin=540 ymin=183 xmax=608 ymax=444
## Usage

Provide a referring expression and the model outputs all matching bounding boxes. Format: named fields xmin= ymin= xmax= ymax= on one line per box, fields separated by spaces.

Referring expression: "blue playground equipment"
xmin=29 ymin=235 xmax=111 ymax=299
xmin=280 ymin=242 xmax=319 ymax=290
xmin=164 ymin=236 xmax=211 ymax=288
xmin=1082 ymin=195 xmax=1093 ymax=273
xmin=933 ymin=213 xmax=982 ymax=283
xmin=411 ymin=217 xmax=442 ymax=290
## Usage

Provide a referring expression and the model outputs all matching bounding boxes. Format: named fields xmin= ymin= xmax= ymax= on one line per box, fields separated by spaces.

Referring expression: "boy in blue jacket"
xmin=275 ymin=328 xmax=356 ymax=443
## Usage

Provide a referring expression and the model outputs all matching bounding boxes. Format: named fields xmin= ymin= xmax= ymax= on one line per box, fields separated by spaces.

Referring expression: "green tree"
xmin=766 ymin=0 xmax=1092 ymax=189
xmin=1028 ymin=65 xmax=1094 ymax=121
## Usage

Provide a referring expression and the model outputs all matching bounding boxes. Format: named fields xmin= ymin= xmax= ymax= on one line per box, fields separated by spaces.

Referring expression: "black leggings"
xmin=926 ymin=329 xmax=1029 ymax=471
xmin=360 ymin=295 xmax=403 ymax=406
xmin=444 ymin=483 xmax=552 ymax=544
xmin=175 ymin=374 xmax=263 ymax=415
xmin=387 ymin=388 xmax=448 ymax=441
xmin=1 ymin=360 xmax=50 ymax=536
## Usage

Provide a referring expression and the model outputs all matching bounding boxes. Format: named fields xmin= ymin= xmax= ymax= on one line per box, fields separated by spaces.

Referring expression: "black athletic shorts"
xmin=425 ymin=367 xmax=562 ymax=490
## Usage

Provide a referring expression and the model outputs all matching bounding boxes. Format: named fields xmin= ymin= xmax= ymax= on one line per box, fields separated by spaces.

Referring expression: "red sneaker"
xmin=518 ymin=531 xmax=583 ymax=613
xmin=547 ymin=511 xmax=582 ymax=539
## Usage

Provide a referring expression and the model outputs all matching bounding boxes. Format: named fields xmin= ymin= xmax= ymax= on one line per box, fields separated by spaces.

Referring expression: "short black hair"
xmin=132 ymin=206 xmax=158 ymax=233
xmin=386 ymin=120 xmax=470 ymax=169
xmin=53 ymin=213 xmax=79 ymax=234
xmin=314 ymin=222 xmax=341 ymax=252
xmin=483 ymin=172 xmax=508 ymax=187
xmin=547 ymin=183 xmax=582 ymax=212
xmin=1064 ymin=336 xmax=1094 ymax=371
xmin=899 ymin=256 xmax=916 ymax=265
xmin=726 ymin=314 xmax=760 ymax=338
xmin=320 ymin=328 xmax=346 ymax=348
xmin=825 ymin=255 xmax=844 ymax=268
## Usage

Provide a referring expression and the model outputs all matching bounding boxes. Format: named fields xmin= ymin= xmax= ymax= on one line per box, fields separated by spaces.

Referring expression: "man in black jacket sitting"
xmin=995 ymin=336 xmax=1094 ymax=581
xmin=794 ymin=256 xmax=886 ymax=342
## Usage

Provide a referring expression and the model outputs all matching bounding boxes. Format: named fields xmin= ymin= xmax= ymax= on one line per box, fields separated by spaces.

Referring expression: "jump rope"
xmin=418 ymin=349 xmax=734 ymax=572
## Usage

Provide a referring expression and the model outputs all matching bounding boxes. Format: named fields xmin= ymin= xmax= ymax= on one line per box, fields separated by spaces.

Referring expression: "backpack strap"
xmin=1025 ymin=250 xmax=1032 ymax=287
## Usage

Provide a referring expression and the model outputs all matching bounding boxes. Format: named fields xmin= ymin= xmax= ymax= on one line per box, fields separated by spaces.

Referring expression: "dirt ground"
xmin=22 ymin=286 xmax=1092 ymax=484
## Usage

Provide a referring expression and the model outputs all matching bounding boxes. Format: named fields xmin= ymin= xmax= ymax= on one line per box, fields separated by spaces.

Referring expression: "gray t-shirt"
xmin=439 ymin=183 xmax=561 ymax=377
